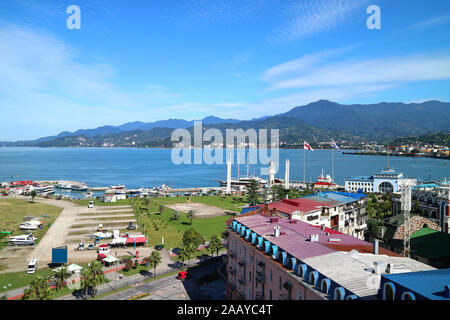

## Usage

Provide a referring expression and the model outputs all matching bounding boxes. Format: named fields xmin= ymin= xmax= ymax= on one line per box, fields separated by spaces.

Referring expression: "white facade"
xmin=345 ymin=168 xmax=417 ymax=194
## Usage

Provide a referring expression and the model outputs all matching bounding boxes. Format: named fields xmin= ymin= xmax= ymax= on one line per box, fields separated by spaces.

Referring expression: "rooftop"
xmin=382 ymin=268 xmax=450 ymax=300
xmin=232 ymin=211 xmax=434 ymax=299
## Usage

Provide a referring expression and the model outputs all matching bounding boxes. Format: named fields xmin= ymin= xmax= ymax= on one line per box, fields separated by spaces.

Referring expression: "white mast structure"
xmin=401 ymin=186 xmax=412 ymax=257
xmin=226 ymin=159 xmax=232 ymax=194
xmin=285 ymin=159 xmax=290 ymax=190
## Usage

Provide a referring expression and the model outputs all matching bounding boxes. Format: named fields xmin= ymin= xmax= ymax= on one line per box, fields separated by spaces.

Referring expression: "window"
xmin=269 ymin=269 xmax=272 ymax=282
xmin=402 ymin=292 xmax=415 ymax=300
xmin=278 ymin=277 xmax=282 ymax=290
xmin=297 ymin=291 xmax=302 ymax=300
xmin=334 ymin=287 xmax=345 ymax=300
xmin=383 ymin=282 xmax=395 ymax=300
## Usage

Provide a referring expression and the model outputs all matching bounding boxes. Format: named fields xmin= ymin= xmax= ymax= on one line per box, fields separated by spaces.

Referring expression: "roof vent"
xmin=386 ymin=263 xmax=411 ymax=274
xmin=373 ymin=261 xmax=386 ymax=275
xmin=274 ymin=226 xmax=280 ymax=238
xmin=328 ymin=238 xmax=341 ymax=242
xmin=310 ymin=234 xmax=319 ymax=242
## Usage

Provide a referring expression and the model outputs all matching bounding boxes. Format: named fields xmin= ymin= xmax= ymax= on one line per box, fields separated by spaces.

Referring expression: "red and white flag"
xmin=304 ymin=141 xmax=313 ymax=151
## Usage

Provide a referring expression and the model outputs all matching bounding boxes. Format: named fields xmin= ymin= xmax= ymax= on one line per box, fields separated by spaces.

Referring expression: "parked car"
xmin=78 ymin=243 xmax=85 ymax=251
xmin=27 ymin=258 xmax=37 ymax=274
xmin=177 ymin=270 xmax=190 ymax=280
xmin=127 ymin=222 xmax=137 ymax=230
xmin=155 ymin=244 xmax=163 ymax=250
xmin=88 ymin=201 xmax=94 ymax=208
xmin=88 ymin=244 xmax=94 ymax=250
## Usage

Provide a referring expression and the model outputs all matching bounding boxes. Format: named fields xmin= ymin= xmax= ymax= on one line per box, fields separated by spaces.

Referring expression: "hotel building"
xmin=226 ymin=209 xmax=435 ymax=300
xmin=345 ymin=168 xmax=416 ymax=194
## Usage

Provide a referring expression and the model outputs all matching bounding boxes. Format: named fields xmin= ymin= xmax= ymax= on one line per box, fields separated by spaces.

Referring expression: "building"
xmin=241 ymin=191 xmax=368 ymax=240
xmin=101 ymin=193 xmax=127 ymax=203
xmin=400 ymin=181 xmax=450 ymax=233
xmin=345 ymin=168 xmax=417 ymax=193
xmin=379 ymin=268 xmax=450 ymax=300
xmin=226 ymin=209 xmax=435 ymax=300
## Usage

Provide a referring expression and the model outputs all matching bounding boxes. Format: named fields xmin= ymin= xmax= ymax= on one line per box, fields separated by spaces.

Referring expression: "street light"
xmin=3 ymin=283 xmax=12 ymax=300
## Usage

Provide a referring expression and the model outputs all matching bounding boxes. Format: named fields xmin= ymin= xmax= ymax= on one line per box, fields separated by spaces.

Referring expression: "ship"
xmin=9 ymin=233 xmax=37 ymax=246
xmin=72 ymin=183 xmax=88 ymax=191
xmin=314 ymin=169 xmax=337 ymax=188
xmin=217 ymin=176 xmax=270 ymax=187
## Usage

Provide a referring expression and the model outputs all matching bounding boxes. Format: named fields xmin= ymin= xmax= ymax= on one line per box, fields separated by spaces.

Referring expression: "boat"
xmin=217 ymin=176 xmax=268 ymax=187
xmin=19 ymin=223 xmax=39 ymax=230
xmin=110 ymin=185 xmax=125 ymax=190
xmin=9 ymin=233 xmax=36 ymax=246
xmin=85 ymin=191 xmax=94 ymax=197
xmin=57 ymin=183 xmax=72 ymax=190
xmin=72 ymin=184 xmax=88 ymax=191
xmin=314 ymin=169 xmax=337 ymax=188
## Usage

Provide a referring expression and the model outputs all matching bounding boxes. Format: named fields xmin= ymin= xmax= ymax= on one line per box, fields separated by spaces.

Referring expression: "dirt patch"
xmin=164 ymin=202 xmax=229 ymax=217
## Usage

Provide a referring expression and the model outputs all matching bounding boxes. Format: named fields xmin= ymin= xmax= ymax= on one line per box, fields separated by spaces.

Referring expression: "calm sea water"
xmin=0 ymin=147 xmax=448 ymax=188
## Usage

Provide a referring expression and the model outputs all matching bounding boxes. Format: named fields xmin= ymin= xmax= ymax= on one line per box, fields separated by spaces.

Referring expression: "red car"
xmin=177 ymin=270 xmax=190 ymax=280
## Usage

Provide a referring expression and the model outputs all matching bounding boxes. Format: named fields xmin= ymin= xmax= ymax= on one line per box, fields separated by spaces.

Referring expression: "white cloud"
xmin=266 ymin=54 xmax=450 ymax=90
xmin=269 ymin=0 xmax=369 ymax=44
xmin=408 ymin=14 xmax=450 ymax=30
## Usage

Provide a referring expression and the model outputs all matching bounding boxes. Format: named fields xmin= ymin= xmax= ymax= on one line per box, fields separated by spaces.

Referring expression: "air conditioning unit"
xmin=310 ymin=234 xmax=319 ymax=242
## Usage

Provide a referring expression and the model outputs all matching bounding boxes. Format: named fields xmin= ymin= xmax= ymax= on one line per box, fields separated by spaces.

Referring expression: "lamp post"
xmin=3 ymin=283 xmax=12 ymax=300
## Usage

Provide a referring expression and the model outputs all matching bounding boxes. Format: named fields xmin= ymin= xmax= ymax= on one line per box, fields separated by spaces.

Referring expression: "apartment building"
xmin=226 ymin=210 xmax=435 ymax=300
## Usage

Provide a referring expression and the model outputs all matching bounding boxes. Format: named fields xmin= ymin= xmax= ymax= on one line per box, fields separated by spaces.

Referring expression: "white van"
xmin=27 ymin=258 xmax=37 ymax=274
xmin=88 ymin=201 xmax=94 ymax=208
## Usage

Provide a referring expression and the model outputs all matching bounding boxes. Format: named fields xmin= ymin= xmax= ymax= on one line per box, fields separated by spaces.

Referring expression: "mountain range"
xmin=2 ymin=100 xmax=449 ymax=147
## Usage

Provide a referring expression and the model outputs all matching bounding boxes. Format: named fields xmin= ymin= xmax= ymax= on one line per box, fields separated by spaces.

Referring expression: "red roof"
xmin=267 ymin=198 xmax=331 ymax=216
xmin=126 ymin=237 xmax=146 ymax=244
xmin=99 ymin=244 xmax=109 ymax=248
xmin=98 ymin=253 xmax=107 ymax=258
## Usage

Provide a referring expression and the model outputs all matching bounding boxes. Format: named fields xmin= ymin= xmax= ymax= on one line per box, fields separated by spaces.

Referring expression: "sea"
xmin=0 ymin=147 xmax=448 ymax=190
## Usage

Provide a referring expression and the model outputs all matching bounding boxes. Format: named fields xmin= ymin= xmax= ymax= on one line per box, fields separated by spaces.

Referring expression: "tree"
xmin=89 ymin=261 xmax=104 ymax=297
xmin=245 ymin=179 xmax=259 ymax=205
xmin=80 ymin=267 xmax=92 ymax=299
xmin=182 ymin=228 xmax=204 ymax=249
xmin=179 ymin=243 xmax=195 ymax=266
xmin=270 ymin=185 xmax=288 ymax=202
xmin=54 ymin=266 xmax=69 ymax=291
xmin=150 ymin=250 xmax=161 ymax=278
xmin=142 ymin=195 xmax=151 ymax=213
xmin=158 ymin=205 xmax=164 ymax=215
xmin=209 ymin=234 xmax=223 ymax=257
xmin=187 ymin=210 xmax=195 ymax=225
xmin=171 ymin=210 xmax=180 ymax=221
xmin=30 ymin=190 xmax=37 ymax=202
xmin=23 ymin=276 xmax=51 ymax=300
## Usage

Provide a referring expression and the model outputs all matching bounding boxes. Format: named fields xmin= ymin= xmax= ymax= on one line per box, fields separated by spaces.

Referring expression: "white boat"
xmin=19 ymin=223 xmax=39 ymax=230
xmin=57 ymin=183 xmax=72 ymax=190
xmin=9 ymin=234 xmax=36 ymax=246
xmin=85 ymin=191 xmax=94 ymax=197
xmin=72 ymin=184 xmax=88 ymax=191
xmin=110 ymin=185 xmax=125 ymax=190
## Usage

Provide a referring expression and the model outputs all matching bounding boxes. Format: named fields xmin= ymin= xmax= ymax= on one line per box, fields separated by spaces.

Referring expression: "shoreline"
xmin=342 ymin=152 xmax=450 ymax=161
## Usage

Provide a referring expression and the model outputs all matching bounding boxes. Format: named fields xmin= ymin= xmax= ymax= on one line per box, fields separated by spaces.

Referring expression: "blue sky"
xmin=0 ymin=0 xmax=450 ymax=140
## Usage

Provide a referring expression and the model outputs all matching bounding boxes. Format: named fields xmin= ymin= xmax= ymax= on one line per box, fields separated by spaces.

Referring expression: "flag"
xmin=304 ymin=141 xmax=313 ymax=151
xmin=331 ymin=140 xmax=341 ymax=151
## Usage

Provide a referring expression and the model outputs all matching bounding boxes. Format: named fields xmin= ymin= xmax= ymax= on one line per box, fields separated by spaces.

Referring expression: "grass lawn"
xmin=134 ymin=198 xmax=231 ymax=249
xmin=0 ymin=198 xmax=63 ymax=248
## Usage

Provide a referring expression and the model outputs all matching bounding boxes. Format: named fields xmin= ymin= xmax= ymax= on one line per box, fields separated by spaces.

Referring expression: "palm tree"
xmin=187 ymin=210 xmax=195 ymax=225
xmin=178 ymin=246 xmax=190 ymax=266
xmin=150 ymin=250 xmax=161 ymax=278
xmin=89 ymin=261 xmax=104 ymax=297
xmin=23 ymin=276 xmax=51 ymax=300
xmin=211 ymin=235 xmax=223 ymax=257
xmin=54 ymin=266 xmax=69 ymax=291
xmin=30 ymin=190 xmax=37 ymax=202
xmin=80 ymin=267 xmax=92 ymax=299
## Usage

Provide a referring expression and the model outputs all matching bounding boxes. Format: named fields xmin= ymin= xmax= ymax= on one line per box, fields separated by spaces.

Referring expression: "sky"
xmin=0 ymin=0 xmax=450 ymax=140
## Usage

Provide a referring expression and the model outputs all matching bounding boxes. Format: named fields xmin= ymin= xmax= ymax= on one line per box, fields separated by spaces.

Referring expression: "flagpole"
xmin=332 ymin=148 xmax=334 ymax=182
xmin=304 ymin=148 xmax=306 ymax=185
